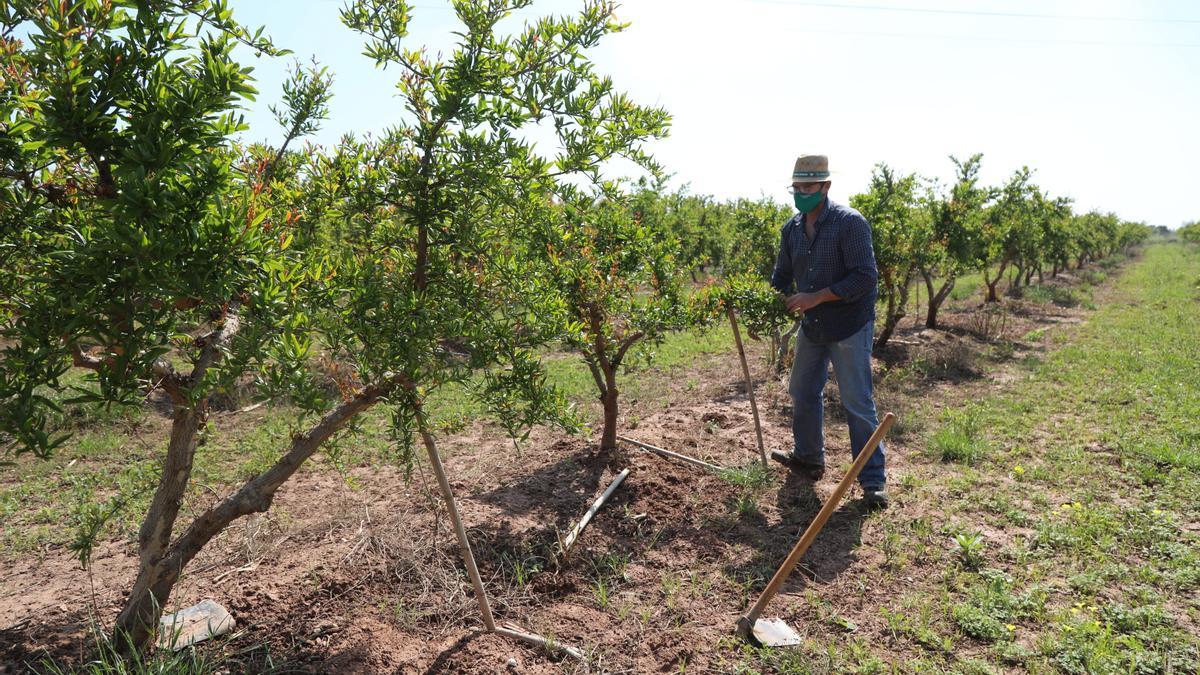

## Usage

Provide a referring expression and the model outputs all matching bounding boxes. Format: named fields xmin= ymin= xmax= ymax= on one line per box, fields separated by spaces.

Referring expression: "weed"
xmin=931 ymin=406 xmax=988 ymax=465
xmin=953 ymin=532 xmax=986 ymax=569
xmin=718 ymin=462 xmax=772 ymax=518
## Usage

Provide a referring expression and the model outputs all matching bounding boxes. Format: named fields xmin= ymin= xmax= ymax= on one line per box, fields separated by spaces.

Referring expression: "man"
xmin=770 ymin=154 xmax=888 ymax=509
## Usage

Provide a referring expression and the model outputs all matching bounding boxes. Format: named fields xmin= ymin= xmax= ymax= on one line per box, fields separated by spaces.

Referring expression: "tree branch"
xmin=612 ymin=330 xmax=644 ymax=370
xmin=190 ymin=300 xmax=242 ymax=383
xmin=161 ymin=372 xmax=411 ymax=572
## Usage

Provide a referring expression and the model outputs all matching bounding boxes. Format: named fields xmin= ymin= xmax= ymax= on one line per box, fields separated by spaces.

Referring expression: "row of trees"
xmin=854 ymin=156 xmax=1151 ymax=349
xmin=0 ymin=0 xmax=1152 ymax=660
xmin=632 ymin=155 xmax=1151 ymax=352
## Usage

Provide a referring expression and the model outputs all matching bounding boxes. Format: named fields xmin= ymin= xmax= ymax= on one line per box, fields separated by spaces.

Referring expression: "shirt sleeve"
xmin=828 ymin=213 xmax=878 ymax=302
xmin=770 ymin=220 xmax=795 ymax=294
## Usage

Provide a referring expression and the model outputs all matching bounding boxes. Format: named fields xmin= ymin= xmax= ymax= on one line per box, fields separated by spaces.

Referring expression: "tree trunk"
xmin=114 ymin=376 xmax=396 ymax=656
xmin=912 ymin=275 xmax=921 ymax=328
xmin=600 ymin=370 xmax=619 ymax=452
xmin=923 ymin=269 xmax=956 ymax=330
xmin=875 ymin=273 xmax=912 ymax=352
xmin=985 ymin=278 xmax=1001 ymax=302
xmin=984 ymin=261 xmax=1007 ymax=303
xmin=114 ymin=403 xmax=205 ymax=655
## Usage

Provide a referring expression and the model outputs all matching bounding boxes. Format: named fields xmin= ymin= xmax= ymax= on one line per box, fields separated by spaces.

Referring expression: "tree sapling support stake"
xmin=618 ymin=435 xmax=725 ymax=472
xmin=560 ymin=468 xmax=631 ymax=558
xmin=727 ymin=306 xmax=768 ymax=467
xmin=419 ymin=425 xmax=585 ymax=660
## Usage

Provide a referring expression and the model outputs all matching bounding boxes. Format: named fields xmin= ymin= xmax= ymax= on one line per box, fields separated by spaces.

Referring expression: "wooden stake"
xmin=418 ymin=424 xmax=587 ymax=663
xmin=618 ymin=435 xmax=724 ymax=472
xmin=560 ymin=468 xmax=631 ymax=557
xmin=495 ymin=623 xmax=586 ymax=661
xmin=727 ymin=307 xmax=768 ymax=467
xmin=418 ymin=425 xmax=496 ymax=632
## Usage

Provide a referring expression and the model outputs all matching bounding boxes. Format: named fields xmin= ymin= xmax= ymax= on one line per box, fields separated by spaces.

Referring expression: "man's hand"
xmin=785 ymin=288 xmax=839 ymax=315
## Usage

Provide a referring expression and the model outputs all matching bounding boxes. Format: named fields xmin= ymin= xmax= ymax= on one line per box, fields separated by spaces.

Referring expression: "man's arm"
xmin=828 ymin=213 xmax=878 ymax=303
xmin=770 ymin=220 xmax=795 ymax=295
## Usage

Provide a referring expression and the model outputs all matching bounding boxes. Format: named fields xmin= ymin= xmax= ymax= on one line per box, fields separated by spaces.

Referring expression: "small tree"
xmin=919 ymin=154 xmax=990 ymax=328
xmin=1179 ymin=221 xmax=1200 ymax=244
xmin=978 ymin=167 xmax=1037 ymax=302
xmin=531 ymin=190 xmax=684 ymax=457
xmin=850 ymin=163 xmax=929 ymax=350
xmin=0 ymin=0 xmax=334 ymax=653
xmin=1040 ymin=196 xmax=1078 ymax=278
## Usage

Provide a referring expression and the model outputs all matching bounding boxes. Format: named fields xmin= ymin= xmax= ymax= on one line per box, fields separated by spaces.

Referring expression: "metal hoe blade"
xmin=748 ymin=617 xmax=803 ymax=647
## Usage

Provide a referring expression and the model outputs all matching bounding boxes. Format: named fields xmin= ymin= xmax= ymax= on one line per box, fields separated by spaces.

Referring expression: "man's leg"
xmin=786 ymin=329 xmax=829 ymax=469
xmin=829 ymin=321 xmax=887 ymax=491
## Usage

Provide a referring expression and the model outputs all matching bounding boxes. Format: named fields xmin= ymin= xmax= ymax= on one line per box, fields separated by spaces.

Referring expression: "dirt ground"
xmin=0 ymin=278 xmax=1097 ymax=673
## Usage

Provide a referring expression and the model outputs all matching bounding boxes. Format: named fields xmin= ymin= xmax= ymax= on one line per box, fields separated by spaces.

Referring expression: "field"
xmin=3 ymin=241 xmax=1196 ymax=673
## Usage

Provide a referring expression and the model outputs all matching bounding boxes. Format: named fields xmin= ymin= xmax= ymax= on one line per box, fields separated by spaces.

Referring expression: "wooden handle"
xmin=742 ymin=412 xmax=896 ymax=624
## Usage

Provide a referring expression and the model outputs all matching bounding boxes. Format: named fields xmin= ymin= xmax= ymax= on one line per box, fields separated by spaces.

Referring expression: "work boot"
xmin=862 ymin=485 xmax=889 ymax=510
xmin=769 ymin=450 xmax=825 ymax=481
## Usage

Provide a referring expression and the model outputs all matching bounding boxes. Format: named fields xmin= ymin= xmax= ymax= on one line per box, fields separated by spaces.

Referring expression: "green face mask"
xmin=793 ymin=189 xmax=824 ymax=213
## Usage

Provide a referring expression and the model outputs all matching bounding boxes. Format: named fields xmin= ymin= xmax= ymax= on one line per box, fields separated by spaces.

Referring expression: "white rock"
xmin=157 ymin=599 xmax=235 ymax=650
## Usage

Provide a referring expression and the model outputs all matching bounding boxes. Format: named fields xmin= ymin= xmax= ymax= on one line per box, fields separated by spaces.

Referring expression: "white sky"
xmin=230 ymin=0 xmax=1200 ymax=227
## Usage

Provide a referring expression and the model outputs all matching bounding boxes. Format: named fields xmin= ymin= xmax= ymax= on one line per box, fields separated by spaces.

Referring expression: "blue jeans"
xmin=788 ymin=321 xmax=886 ymax=487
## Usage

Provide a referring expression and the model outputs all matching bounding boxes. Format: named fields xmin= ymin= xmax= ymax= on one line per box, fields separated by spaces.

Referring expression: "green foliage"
xmin=630 ymin=183 xmax=790 ymax=280
xmin=690 ymin=273 xmax=790 ymax=340
xmin=953 ymin=532 xmax=987 ymax=568
xmin=952 ymin=569 xmax=1046 ymax=642
xmin=1179 ymin=221 xmax=1200 ymax=244
xmin=851 ymin=163 xmax=929 ymax=348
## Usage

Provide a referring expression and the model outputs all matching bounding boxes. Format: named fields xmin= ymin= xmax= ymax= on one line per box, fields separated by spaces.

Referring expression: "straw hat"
xmin=791 ymin=154 xmax=831 ymax=183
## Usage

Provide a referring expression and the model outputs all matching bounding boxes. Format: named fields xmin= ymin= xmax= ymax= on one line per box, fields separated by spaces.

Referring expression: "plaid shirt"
xmin=770 ymin=198 xmax=879 ymax=343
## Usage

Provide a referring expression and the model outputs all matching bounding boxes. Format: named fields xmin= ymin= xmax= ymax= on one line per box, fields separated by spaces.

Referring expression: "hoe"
xmin=736 ymin=412 xmax=896 ymax=646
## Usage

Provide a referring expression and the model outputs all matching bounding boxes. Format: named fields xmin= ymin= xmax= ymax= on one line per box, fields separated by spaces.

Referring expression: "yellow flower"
xmin=1006 ymin=623 xmax=1016 ymax=631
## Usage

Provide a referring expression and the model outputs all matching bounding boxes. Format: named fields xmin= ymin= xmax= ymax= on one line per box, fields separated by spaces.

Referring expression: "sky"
xmin=227 ymin=0 xmax=1200 ymax=228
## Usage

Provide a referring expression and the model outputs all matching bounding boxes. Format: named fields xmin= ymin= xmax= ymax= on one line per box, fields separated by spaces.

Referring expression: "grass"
xmin=730 ymin=243 xmax=1200 ymax=673
xmin=929 ymin=405 xmax=988 ymax=464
